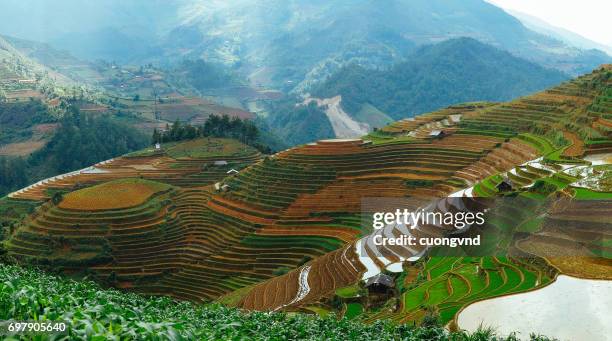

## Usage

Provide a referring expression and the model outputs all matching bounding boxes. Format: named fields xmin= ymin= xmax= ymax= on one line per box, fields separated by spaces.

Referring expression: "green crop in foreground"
xmin=0 ymin=264 xmax=553 ymax=340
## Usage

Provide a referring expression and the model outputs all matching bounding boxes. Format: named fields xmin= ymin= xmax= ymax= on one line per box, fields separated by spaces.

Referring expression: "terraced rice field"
xmin=233 ymin=65 xmax=611 ymax=321
xmin=8 ymin=138 xmax=261 ymax=201
xmin=3 ymin=65 xmax=611 ymax=329
xmin=517 ymin=195 xmax=612 ymax=279
xmin=367 ymin=256 xmax=555 ymax=326
xmin=59 ymin=179 xmax=172 ymax=210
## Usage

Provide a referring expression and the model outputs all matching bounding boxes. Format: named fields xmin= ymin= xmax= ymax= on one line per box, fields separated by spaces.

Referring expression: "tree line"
xmin=152 ymin=115 xmax=271 ymax=153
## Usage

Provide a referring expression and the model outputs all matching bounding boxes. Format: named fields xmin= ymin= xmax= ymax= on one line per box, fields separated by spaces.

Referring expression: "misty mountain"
xmin=0 ymin=0 xmax=608 ymax=90
xmin=0 ymin=0 xmax=180 ymax=63
xmin=163 ymin=0 xmax=608 ymax=90
xmin=506 ymin=9 xmax=612 ymax=56
xmin=0 ymin=35 xmax=74 ymax=85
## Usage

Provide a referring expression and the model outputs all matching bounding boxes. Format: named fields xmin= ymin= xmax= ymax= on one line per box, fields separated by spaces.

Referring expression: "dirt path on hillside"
xmin=303 ymin=95 xmax=370 ymax=138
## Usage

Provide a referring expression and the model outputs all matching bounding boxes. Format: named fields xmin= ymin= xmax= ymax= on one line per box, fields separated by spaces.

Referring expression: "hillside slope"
xmin=314 ymin=38 xmax=569 ymax=121
xmin=2 ymin=65 xmax=610 ymax=329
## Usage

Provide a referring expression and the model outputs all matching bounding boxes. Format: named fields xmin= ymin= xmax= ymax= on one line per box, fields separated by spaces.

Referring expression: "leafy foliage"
xmin=0 ymin=264 xmax=553 ymax=340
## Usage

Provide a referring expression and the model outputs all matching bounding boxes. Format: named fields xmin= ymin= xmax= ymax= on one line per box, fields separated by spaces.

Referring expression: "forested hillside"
xmin=266 ymin=100 xmax=335 ymax=146
xmin=0 ymin=108 xmax=147 ymax=196
xmin=28 ymin=109 xmax=147 ymax=175
xmin=313 ymin=38 xmax=569 ymax=120
xmin=0 ymin=100 xmax=55 ymax=145
xmin=153 ymin=115 xmax=274 ymax=154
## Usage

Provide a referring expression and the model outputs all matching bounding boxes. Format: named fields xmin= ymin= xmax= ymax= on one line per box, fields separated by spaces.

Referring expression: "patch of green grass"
xmin=403 ymin=284 xmax=430 ymax=311
xmin=573 ymin=188 xmax=612 ymax=200
xmin=517 ymin=133 xmax=556 ymax=155
xmin=446 ymin=275 xmax=469 ymax=301
xmin=365 ymin=131 xmax=418 ymax=145
xmin=538 ymin=177 xmax=567 ymax=190
xmin=425 ymin=280 xmax=449 ymax=305
xmin=545 ymin=148 xmax=585 ymax=163
xmin=0 ymin=197 xmax=40 ymax=228
xmin=517 ymin=216 xmax=544 ymax=233
xmin=472 ymin=183 xmax=490 ymax=197
xmin=127 ymin=137 xmax=256 ymax=159
xmin=336 ymin=285 xmax=362 ymax=298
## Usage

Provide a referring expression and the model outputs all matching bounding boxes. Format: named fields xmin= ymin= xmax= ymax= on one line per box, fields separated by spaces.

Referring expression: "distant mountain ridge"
xmin=272 ymin=38 xmax=569 ymax=140
xmin=506 ymin=9 xmax=612 ymax=56
xmin=164 ymin=0 xmax=608 ymax=90
xmin=0 ymin=0 xmax=609 ymax=91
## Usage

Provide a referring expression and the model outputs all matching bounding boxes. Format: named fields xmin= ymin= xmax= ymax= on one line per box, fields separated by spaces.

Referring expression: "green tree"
xmin=152 ymin=128 xmax=161 ymax=144
xmin=52 ymin=192 xmax=63 ymax=205
xmin=170 ymin=119 xmax=181 ymax=141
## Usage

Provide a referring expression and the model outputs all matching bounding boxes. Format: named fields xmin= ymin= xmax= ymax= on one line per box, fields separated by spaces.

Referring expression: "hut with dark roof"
xmin=365 ymin=273 xmax=394 ymax=294
xmin=496 ymin=176 xmax=514 ymax=192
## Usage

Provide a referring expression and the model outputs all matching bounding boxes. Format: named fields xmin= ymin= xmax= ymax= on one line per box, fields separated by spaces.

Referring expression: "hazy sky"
xmin=488 ymin=0 xmax=612 ymax=46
